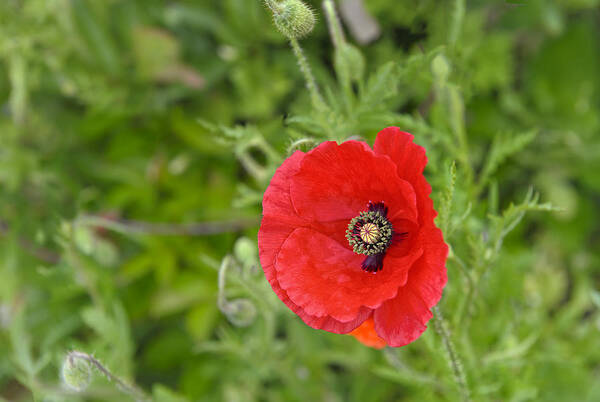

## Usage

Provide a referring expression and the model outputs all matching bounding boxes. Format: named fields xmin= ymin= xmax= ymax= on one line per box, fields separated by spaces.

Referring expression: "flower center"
xmin=346 ymin=202 xmax=394 ymax=258
xmin=359 ymin=223 xmax=380 ymax=244
xmin=346 ymin=201 xmax=408 ymax=273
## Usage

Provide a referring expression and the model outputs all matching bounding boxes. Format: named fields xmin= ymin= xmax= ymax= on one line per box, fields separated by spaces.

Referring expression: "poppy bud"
xmin=272 ymin=0 xmax=316 ymax=40
xmin=61 ymin=354 xmax=92 ymax=392
xmin=222 ymin=299 xmax=257 ymax=327
xmin=334 ymin=43 xmax=365 ymax=83
xmin=233 ymin=237 xmax=258 ymax=271
xmin=431 ymin=54 xmax=450 ymax=85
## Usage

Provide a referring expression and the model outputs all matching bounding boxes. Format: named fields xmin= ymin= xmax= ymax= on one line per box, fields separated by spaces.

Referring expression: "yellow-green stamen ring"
xmin=346 ymin=209 xmax=393 ymax=256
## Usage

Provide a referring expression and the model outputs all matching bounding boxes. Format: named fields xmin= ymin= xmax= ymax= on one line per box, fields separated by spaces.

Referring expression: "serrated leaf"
xmin=478 ymin=130 xmax=537 ymax=191
xmin=359 ymin=61 xmax=398 ymax=109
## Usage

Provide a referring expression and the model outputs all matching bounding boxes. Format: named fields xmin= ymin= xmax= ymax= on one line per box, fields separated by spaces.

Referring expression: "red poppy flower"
xmin=258 ymin=127 xmax=448 ymax=348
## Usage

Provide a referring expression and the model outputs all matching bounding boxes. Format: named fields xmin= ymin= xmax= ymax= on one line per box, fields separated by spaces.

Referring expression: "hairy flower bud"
xmin=222 ymin=299 xmax=257 ymax=327
xmin=62 ymin=354 xmax=92 ymax=392
xmin=234 ymin=237 xmax=258 ymax=272
xmin=272 ymin=0 xmax=316 ymax=39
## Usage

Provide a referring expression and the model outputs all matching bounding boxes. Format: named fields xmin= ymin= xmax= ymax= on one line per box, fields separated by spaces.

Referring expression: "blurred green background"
xmin=0 ymin=0 xmax=599 ymax=401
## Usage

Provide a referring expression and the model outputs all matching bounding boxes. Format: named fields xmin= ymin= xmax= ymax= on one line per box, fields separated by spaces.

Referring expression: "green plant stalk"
xmin=323 ymin=0 xmax=346 ymax=48
xmin=74 ymin=215 xmax=259 ymax=236
xmin=432 ymin=306 xmax=471 ymax=402
xmin=9 ymin=54 xmax=27 ymax=125
xmin=449 ymin=0 xmax=465 ymax=45
xmin=287 ymin=137 xmax=318 ymax=154
xmin=217 ymin=255 xmax=233 ymax=313
xmin=322 ymin=0 xmax=354 ymax=110
xmin=447 ymin=86 xmax=474 ymax=191
xmin=64 ymin=226 xmax=103 ymax=308
xmin=289 ymin=38 xmax=327 ymax=110
xmin=453 ymin=253 xmax=477 ymax=328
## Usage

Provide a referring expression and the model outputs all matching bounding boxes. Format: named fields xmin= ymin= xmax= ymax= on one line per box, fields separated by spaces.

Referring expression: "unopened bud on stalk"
xmin=431 ymin=54 xmax=450 ymax=85
xmin=270 ymin=0 xmax=316 ymax=39
xmin=335 ymin=43 xmax=365 ymax=83
xmin=222 ymin=299 xmax=257 ymax=327
xmin=61 ymin=354 xmax=92 ymax=392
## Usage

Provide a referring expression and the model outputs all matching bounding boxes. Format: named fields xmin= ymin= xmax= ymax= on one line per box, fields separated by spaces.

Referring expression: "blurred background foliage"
xmin=0 ymin=0 xmax=599 ymax=401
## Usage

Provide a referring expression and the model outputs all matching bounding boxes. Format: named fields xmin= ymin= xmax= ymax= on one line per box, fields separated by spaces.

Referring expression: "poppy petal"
xmin=260 ymin=151 xmax=308 ymax=286
xmin=349 ymin=317 xmax=387 ymax=349
xmin=262 ymin=150 xmax=306 ymax=222
xmin=373 ymin=127 xmax=427 ymax=185
xmin=259 ymin=128 xmax=448 ymax=347
xmin=290 ymin=140 xmax=418 ymax=224
xmin=260 ymin=150 xmax=370 ymax=333
xmin=374 ymin=127 xmax=436 ymax=225
xmin=373 ymin=226 xmax=448 ymax=347
xmin=373 ymin=286 xmax=432 ymax=347
xmin=269 ymin=278 xmax=370 ymax=333
xmin=276 ymin=228 xmax=424 ymax=322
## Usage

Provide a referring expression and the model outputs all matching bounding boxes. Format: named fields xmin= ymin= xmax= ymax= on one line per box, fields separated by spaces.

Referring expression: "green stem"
xmin=447 ymin=85 xmax=474 ymax=192
xmin=323 ymin=0 xmax=346 ymax=48
xmin=289 ymin=38 xmax=327 ymax=110
xmin=453 ymin=253 xmax=476 ymax=328
xmin=287 ymin=138 xmax=318 ymax=154
xmin=74 ymin=215 xmax=259 ymax=236
xmin=322 ymin=0 xmax=354 ymax=109
xmin=449 ymin=0 xmax=465 ymax=46
xmin=432 ymin=306 xmax=471 ymax=402
xmin=9 ymin=53 xmax=27 ymax=125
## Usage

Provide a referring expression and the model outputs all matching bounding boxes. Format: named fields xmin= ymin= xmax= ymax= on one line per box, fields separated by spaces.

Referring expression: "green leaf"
xmin=358 ymin=61 xmax=398 ymax=109
xmin=478 ymin=130 xmax=537 ymax=191
xmin=153 ymin=384 xmax=191 ymax=402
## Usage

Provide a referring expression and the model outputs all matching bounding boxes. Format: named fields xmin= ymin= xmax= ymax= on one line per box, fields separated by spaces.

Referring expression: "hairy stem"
xmin=451 ymin=253 xmax=476 ymax=328
xmin=289 ymin=38 xmax=327 ymax=110
xmin=432 ymin=306 xmax=471 ymax=402
xmin=66 ymin=351 xmax=150 ymax=402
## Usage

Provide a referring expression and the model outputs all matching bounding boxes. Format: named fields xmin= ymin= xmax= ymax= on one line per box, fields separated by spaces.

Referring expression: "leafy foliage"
xmin=0 ymin=0 xmax=599 ymax=401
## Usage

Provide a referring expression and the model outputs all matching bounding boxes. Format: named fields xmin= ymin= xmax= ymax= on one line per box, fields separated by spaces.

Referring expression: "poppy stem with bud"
xmin=62 ymin=351 xmax=150 ymax=402
xmin=322 ymin=0 xmax=364 ymax=105
xmin=432 ymin=306 xmax=471 ymax=402
xmin=264 ymin=0 xmax=328 ymax=110
xmin=289 ymin=38 xmax=327 ymax=110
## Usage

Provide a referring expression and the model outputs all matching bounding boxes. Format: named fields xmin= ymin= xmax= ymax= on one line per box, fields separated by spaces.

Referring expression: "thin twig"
xmin=0 ymin=221 xmax=60 ymax=264
xmin=432 ymin=306 xmax=471 ymax=402
xmin=74 ymin=215 xmax=259 ymax=236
